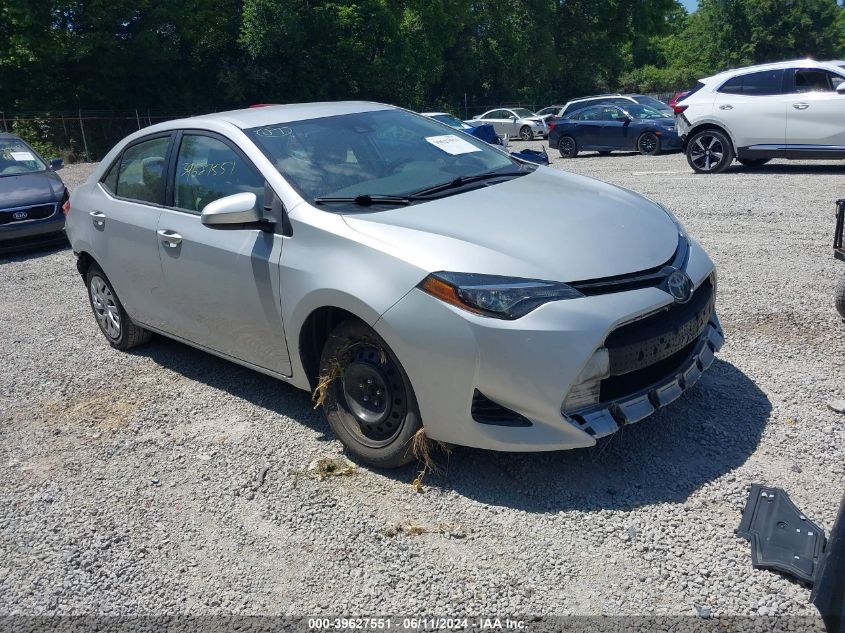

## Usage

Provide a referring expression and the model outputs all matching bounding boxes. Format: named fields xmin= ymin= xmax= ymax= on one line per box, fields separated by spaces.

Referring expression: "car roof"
xmin=184 ymin=101 xmax=393 ymax=129
xmin=703 ymin=58 xmax=843 ymax=82
xmin=420 ymin=112 xmax=454 ymax=117
xmin=566 ymin=94 xmax=627 ymax=103
xmin=0 ymin=132 xmax=21 ymax=140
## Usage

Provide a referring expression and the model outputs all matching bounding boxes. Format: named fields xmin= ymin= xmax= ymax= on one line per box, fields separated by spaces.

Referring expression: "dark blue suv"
xmin=0 ymin=133 xmax=68 ymax=254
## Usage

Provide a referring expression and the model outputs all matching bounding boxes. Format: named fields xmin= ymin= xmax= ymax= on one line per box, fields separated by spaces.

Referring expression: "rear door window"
xmin=719 ymin=70 xmax=784 ymax=96
xmin=114 ymin=136 xmax=171 ymax=205
xmin=792 ymin=69 xmax=844 ymax=92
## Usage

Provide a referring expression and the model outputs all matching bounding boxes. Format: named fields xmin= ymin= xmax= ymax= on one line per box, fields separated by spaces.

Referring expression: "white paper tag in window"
xmin=425 ymin=135 xmax=481 ymax=155
xmin=11 ymin=151 xmax=35 ymax=162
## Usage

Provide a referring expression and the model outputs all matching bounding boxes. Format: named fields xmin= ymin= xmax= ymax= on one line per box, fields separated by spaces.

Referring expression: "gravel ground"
xmin=1 ymin=152 xmax=843 ymax=620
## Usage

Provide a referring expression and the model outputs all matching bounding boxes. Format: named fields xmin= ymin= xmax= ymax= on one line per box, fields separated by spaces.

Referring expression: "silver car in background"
xmin=66 ymin=102 xmax=723 ymax=468
xmin=465 ymin=108 xmax=548 ymax=139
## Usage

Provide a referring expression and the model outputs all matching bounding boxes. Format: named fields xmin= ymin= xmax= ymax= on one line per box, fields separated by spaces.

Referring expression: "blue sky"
xmin=681 ymin=0 xmax=698 ymax=11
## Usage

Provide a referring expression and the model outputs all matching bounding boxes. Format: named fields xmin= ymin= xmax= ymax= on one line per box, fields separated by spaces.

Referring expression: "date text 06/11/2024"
xmin=307 ymin=617 xmax=527 ymax=630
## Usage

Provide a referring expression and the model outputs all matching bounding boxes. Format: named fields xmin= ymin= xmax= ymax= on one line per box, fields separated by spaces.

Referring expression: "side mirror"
xmin=510 ymin=115 xmax=518 ymax=120
xmin=201 ymin=192 xmax=259 ymax=226
xmin=837 ymin=83 xmax=845 ymax=94
xmin=50 ymin=158 xmax=63 ymax=170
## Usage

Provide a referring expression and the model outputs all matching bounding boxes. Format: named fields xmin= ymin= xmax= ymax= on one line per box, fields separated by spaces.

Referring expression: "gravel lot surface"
xmin=1 ymin=151 xmax=843 ymax=619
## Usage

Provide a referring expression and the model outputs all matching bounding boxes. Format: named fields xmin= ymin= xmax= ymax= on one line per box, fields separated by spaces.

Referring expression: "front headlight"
xmin=419 ymin=271 xmax=584 ymax=320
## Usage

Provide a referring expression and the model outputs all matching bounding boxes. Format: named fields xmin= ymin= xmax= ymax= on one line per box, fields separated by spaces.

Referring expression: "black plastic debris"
xmin=738 ymin=484 xmax=845 ymax=633
xmin=737 ymin=484 xmax=826 ymax=584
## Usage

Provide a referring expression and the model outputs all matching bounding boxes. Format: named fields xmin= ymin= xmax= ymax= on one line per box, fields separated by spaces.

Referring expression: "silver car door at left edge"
xmin=155 ymin=131 xmax=291 ymax=375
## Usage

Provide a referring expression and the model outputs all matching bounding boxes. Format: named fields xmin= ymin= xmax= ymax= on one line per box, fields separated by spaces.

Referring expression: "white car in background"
xmin=675 ymin=59 xmax=845 ymax=173
xmin=466 ymin=108 xmax=548 ymax=140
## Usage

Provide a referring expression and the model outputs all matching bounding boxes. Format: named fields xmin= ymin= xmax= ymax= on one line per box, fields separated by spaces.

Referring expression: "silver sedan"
xmin=465 ymin=108 xmax=548 ymax=140
xmin=66 ymin=102 xmax=722 ymax=468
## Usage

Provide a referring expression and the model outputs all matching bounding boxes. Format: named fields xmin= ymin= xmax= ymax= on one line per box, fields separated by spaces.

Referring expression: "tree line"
xmin=1 ymin=0 xmax=843 ymax=115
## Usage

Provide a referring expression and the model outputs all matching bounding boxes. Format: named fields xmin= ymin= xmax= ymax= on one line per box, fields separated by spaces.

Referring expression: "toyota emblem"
xmin=666 ymin=270 xmax=693 ymax=303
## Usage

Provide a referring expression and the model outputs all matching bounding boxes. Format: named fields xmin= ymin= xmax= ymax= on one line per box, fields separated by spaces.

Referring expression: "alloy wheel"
xmin=639 ymin=133 xmax=659 ymax=155
xmin=689 ymin=134 xmax=725 ymax=171
xmin=558 ymin=137 xmax=576 ymax=158
xmin=89 ymin=275 xmax=121 ymax=339
xmin=520 ymin=126 xmax=532 ymax=141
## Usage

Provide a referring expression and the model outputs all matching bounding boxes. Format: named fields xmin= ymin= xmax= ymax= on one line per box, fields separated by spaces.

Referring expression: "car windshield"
xmin=512 ymin=108 xmax=535 ymax=118
xmin=0 ymin=138 xmax=47 ymax=176
xmin=625 ymin=104 xmax=671 ymax=119
xmin=430 ymin=114 xmax=467 ymax=129
xmin=246 ymin=109 xmax=521 ymax=205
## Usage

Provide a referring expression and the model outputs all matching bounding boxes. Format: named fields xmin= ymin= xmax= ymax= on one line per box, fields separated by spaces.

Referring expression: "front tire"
xmin=519 ymin=125 xmax=533 ymax=141
xmin=638 ymin=132 xmax=661 ymax=156
xmin=86 ymin=264 xmax=152 ymax=350
xmin=836 ymin=274 xmax=845 ymax=319
xmin=686 ymin=129 xmax=734 ymax=173
xmin=558 ymin=136 xmax=578 ymax=158
xmin=318 ymin=320 xmax=421 ymax=468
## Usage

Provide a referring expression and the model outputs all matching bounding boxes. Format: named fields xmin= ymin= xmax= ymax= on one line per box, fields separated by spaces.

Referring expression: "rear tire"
xmin=318 ymin=320 xmax=421 ymax=468
xmin=686 ymin=129 xmax=734 ymax=174
xmin=558 ymin=136 xmax=578 ymax=158
xmin=836 ymin=274 xmax=845 ymax=319
xmin=86 ymin=264 xmax=152 ymax=350
xmin=737 ymin=158 xmax=771 ymax=168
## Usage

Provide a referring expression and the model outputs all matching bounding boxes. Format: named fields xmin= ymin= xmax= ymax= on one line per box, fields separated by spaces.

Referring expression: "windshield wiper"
xmin=314 ymin=194 xmax=420 ymax=207
xmin=411 ymin=168 xmax=529 ymax=197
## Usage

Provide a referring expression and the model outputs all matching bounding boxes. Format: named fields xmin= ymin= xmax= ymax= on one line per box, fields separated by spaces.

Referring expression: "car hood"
xmin=342 ymin=167 xmax=680 ymax=282
xmin=0 ymin=172 xmax=64 ymax=209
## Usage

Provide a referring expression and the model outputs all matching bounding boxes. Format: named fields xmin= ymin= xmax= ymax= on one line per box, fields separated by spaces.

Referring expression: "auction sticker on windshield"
xmin=11 ymin=152 xmax=35 ymax=162
xmin=425 ymin=135 xmax=482 ymax=155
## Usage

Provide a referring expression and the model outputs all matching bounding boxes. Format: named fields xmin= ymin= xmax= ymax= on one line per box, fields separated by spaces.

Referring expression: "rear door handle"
xmin=718 ymin=104 xmax=733 ymax=110
xmin=157 ymin=229 xmax=183 ymax=247
xmin=89 ymin=211 xmax=106 ymax=227
xmin=793 ymin=103 xmax=810 ymax=110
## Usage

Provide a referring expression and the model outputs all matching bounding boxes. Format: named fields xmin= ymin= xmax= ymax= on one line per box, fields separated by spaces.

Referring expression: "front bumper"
xmin=375 ymin=238 xmax=720 ymax=452
xmin=0 ymin=205 xmax=66 ymax=254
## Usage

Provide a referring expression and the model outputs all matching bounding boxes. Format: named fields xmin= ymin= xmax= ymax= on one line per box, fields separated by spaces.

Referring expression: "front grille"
xmin=599 ymin=277 xmax=714 ymax=401
xmin=0 ymin=203 xmax=57 ymax=225
xmin=471 ymin=391 xmax=532 ymax=427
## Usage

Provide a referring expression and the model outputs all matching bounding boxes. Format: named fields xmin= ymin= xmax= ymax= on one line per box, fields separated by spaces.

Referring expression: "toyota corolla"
xmin=66 ymin=102 xmax=723 ymax=468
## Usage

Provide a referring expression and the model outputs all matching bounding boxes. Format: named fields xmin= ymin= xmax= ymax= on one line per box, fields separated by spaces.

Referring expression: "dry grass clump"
xmin=308 ymin=456 xmax=356 ymax=478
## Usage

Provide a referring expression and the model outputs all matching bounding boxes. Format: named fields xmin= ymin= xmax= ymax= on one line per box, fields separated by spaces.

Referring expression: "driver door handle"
xmin=792 ymin=102 xmax=810 ymax=110
xmin=157 ymin=229 xmax=183 ymax=247
xmin=719 ymin=104 xmax=733 ymax=110
xmin=89 ymin=211 xmax=106 ymax=226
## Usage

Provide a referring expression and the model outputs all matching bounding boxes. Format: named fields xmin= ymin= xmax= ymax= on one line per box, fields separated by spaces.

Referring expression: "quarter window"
xmin=174 ymin=134 xmax=264 ymax=214
xmin=114 ymin=136 xmax=170 ymax=204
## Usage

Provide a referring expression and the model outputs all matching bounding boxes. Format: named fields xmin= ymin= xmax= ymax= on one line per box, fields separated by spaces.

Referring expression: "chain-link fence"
xmin=0 ymin=110 xmax=206 ymax=162
xmin=1 ymin=93 xmax=680 ymax=162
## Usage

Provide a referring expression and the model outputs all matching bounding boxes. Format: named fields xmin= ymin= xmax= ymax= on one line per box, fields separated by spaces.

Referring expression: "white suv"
xmin=676 ymin=59 xmax=845 ymax=173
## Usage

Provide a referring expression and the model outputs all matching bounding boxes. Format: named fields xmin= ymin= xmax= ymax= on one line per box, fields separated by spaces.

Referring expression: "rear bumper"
xmin=0 ymin=212 xmax=67 ymax=254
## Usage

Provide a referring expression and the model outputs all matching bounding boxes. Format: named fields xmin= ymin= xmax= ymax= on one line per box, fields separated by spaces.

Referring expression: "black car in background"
xmin=0 ymin=133 xmax=68 ymax=254
xmin=548 ymin=103 xmax=682 ymax=158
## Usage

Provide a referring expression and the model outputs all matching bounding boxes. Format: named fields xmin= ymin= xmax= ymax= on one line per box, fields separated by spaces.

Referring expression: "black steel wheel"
xmin=558 ymin=136 xmax=578 ymax=158
xmin=638 ymin=132 xmax=661 ymax=156
xmin=318 ymin=320 xmax=421 ymax=468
